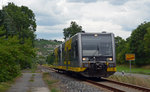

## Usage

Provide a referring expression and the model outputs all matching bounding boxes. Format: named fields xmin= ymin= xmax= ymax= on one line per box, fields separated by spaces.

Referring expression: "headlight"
xmin=94 ymin=34 xmax=98 ymax=37
xmin=82 ymin=58 xmax=88 ymax=61
xmin=107 ymin=58 xmax=113 ymax=61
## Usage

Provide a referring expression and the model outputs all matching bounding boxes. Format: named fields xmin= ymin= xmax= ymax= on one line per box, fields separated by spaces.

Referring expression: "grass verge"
xmin=117 ymin=65 xmax=150 ymax=74
xmin=0 ymin=74 xmax=22 ymax=92
xmin=0 ymin=82 xmax=12 ymax=92
xmin=43 ymin=72 xmax=59 ymax=92
xmin=29 ymin=74 xmax=35 ymax=82
xmin=108 ymin=75 xmax=150 ymax=88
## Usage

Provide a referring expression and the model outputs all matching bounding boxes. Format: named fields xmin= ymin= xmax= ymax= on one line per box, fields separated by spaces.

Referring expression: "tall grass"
xmin=117 ymin=65 xmax=150 ymax=74
xmin=43 ymin=73 xmax=59 ymax=92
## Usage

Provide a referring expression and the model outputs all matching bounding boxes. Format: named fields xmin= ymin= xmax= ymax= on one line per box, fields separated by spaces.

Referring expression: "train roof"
xmin=53 ymin=32 xmax=114 ymax=50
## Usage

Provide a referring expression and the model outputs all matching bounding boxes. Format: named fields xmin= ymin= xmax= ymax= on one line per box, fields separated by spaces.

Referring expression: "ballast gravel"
xmin=48 ymin=70 xmax=104 ymax=92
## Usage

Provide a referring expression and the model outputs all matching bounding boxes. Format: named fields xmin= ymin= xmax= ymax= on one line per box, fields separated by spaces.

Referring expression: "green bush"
xmin=0 ymin=36 xmax=36 ymax=82
xmin=0 ymin=39 xmax=20 ymax=82
xmin=0 ymin=3 xmax=37 ymax=82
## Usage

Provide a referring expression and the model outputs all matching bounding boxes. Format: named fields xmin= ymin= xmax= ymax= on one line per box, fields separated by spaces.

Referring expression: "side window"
xmin=71 ymin=40 xmax=78 ymax=61
xmin=62 ymin=47 xmax=64 ymax=62
xmin=74 ymin=45 xmax=76 ymax=59
xmin=69 ymin=48 xmax=72 ymax=61
xmin=75 ymin=40 xmax=78 ymax=58
xmin=58 ymin=48 xmax=61 ymax=63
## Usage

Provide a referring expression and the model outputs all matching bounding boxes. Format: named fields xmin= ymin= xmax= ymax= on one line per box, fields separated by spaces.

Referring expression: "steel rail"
xmin=47 ymin=67 xmax=125 ymax=92
xmin=85 ymin=79 xmax=125 ymax=92
xmin=45 ymin=66 xmax=150 ymax=92
xmin=104 ymin=78 xmax=150 ymax=92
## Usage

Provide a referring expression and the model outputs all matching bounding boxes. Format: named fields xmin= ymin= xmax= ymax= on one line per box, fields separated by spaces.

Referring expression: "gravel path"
xmin=7 ymin=73 xmax=49 ymax=92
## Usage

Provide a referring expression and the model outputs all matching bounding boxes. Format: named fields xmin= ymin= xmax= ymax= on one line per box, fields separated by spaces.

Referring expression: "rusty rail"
xmin=104 ymin=79 xmax=150 ymax=92
xmin=44 ymin=66 xmax=150 ymax=92
xmin=85 ymin=79 xmax=125 ymax=92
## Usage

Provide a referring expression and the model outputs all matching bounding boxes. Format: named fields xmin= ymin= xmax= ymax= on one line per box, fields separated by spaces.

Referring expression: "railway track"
xmin=103 ymin=79 xmax=150 ymax=92
xmin=84 ymin=78 xmax=150 ymax=92
xmin=44 ymin=66 xmax=150 ymax=92
xmin=85 ymin=79 xmax=125 ymax=92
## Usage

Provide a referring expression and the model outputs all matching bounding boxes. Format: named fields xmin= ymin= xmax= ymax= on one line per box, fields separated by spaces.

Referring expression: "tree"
xmin=130 ymin=22 xmax=150 ymax=65
xmin=1 ymin=3 xmax=36 ymax=44
xmin=46 ymin=53 xmax=54 ymax=65
xmin=63 ymin=21 xmax=82 ymax=40
xmin=143 ymin=27 xmax=150 ymax=61
xmin=0 ymin=3 xmax=37 ymax=82
xmin=0 ymin=25 xmax=6 ymax=37
xmin=115 ymin=36 xmax=130 ymax=64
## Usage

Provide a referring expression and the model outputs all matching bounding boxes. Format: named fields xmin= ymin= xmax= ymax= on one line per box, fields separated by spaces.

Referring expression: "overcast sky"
xmin=1 ymin=0 xmax=150 ymax=41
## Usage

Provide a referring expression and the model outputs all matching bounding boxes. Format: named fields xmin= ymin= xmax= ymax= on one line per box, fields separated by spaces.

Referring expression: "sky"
xmin=1 ymin=0 xmax=150 ymax=41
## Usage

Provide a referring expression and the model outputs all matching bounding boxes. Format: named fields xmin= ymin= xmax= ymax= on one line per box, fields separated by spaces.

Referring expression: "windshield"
xmin=82 ymin=34 xmax=113 ymax=56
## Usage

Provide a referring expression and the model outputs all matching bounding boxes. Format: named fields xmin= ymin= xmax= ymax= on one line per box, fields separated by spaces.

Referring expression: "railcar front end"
xmin=80 ymin=33 xmax=116 ymax=77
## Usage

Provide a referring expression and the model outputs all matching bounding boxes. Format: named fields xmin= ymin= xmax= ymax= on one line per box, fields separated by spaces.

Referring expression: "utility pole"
xmin=125 ymin=54 xmax=135 ymax=73
xmin=129 ymin=60 xmax=131 ymax=73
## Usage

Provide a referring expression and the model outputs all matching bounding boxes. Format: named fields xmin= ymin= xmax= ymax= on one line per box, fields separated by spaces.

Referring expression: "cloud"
xmin=67 ymin=0 xmax=98 ymax=3
xmin=107 ymin=0 xmax=128 ymax=5
xmin=36 ymin=13 xmax=64 ymax=26
xmin=1 ymin=0 xmax=150 ymax=40
xmin=37 ymin=24 xmax=65 ymax=34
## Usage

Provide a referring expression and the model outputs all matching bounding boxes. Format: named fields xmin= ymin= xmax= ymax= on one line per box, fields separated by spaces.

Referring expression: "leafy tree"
xmin=46 ymin=53 xmax=54 ymax=65
xmin=115 ymin=36 xmax=130 ymax=64
xmin=1 ymin=3 xmax=36 ymax=44
xmin=115 ymin=22 xmax=150 ymax=66
xmin=143 ymin=27 xmax=150 ymax=62
xmin=17 ymin=38 xmax=36 ymax=69
xmin=0 ymin=25 xmax=6 ymax=37
xmin=0 ymin=36 xmax=20 ymax=82
xmin=130 ymin=22 xmax=150 ymax=66
xmin=0 ymin=3 xmax=37 ymax=82
xmin=63 ymin=21 xmax=82 ymax=40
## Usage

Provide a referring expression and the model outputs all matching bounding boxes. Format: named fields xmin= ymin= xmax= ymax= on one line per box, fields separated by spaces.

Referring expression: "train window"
xmin=58 ymin=48 xmax=61 ymax=63
xmin=62 ymin=47 xmax=65 ymax=62
xmin=75 ymin=41 xmax=78 ymax=57
xmin=71 ymin=40 xmax=78 ymax=61
xmin=74 ymin=46 xmax=76 ymax=58
xmin=82 ymin=34 xmax=113 ymax=56
xmin=69 ymin=48 xmax=72 ymax=61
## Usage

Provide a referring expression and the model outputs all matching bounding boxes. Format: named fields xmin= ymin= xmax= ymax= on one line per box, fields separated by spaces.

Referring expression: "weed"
xmin=0 ymin=82 xmax=11 ymax=92
xmin=108 ymin=75 xmax=150 ymax=88
xmin=0 ymin=74 xmax=22 ymax=92
xmin=43 ymin=72 xmax=60 ymax=92
xmin=51 ymin=88 xmax=59 ymax=92
xmin=29 ymin=74 xmax=35 ymax=82
xmin=47 ymin=80 xmax=57 ymax=85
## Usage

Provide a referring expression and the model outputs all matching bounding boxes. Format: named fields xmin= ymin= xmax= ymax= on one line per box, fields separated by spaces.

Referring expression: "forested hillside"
xmin=35 ymin=39 xmax=62 ymax=64
xmin=0 ymin=3 xmax=36 ymax=82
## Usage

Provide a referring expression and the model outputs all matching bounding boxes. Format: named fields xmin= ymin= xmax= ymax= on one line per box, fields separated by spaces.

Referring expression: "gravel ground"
xmin=114 ymin=72 xmax=150 ymax=79
xmin=50 ymin=72 xmax=103 ymax=92
xmin=41 ymin=66 xmax=104 ymax=92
